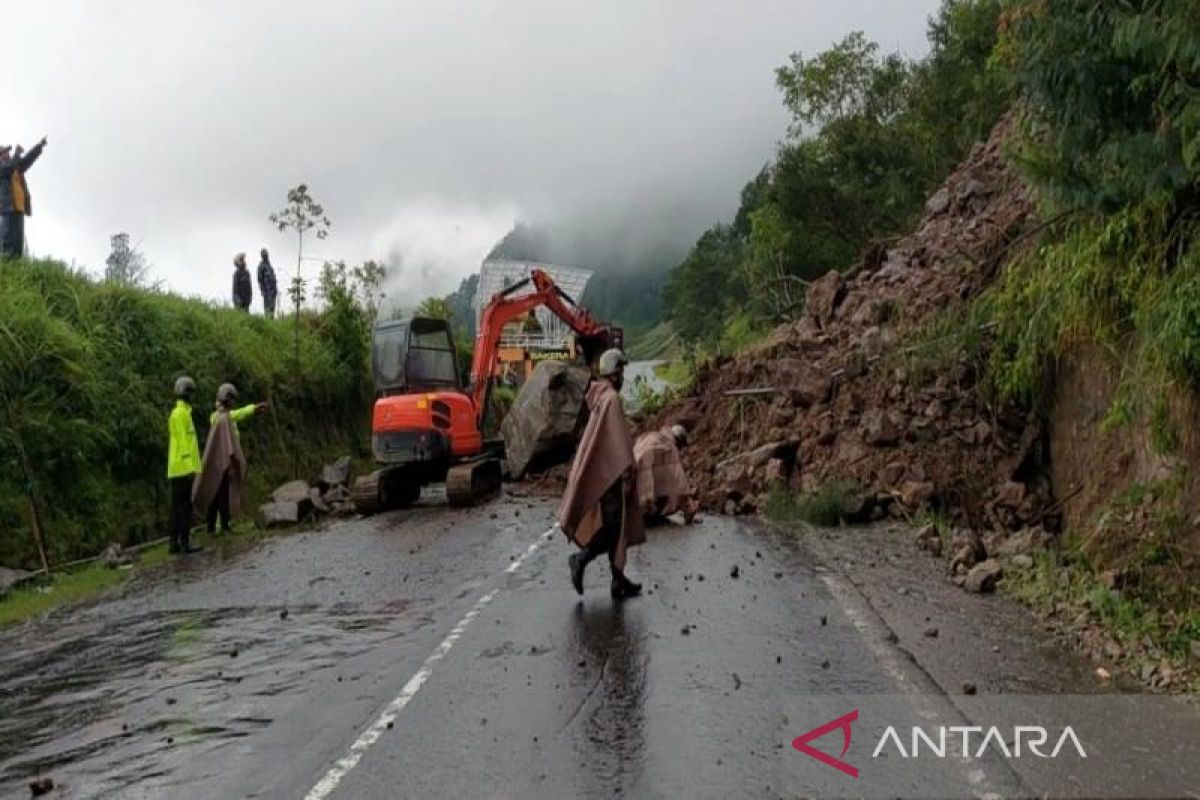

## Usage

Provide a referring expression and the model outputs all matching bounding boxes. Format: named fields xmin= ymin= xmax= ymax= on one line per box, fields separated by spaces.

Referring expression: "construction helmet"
xmin=216 ymin=383 xmax=238 ymax=404
xmin=597 ymin=349 xmax=628 ymax=377
xmin=671 ymin=424 xmax=688 ymax=446
xmin=174 ymin=375 xmax=196 ymax=398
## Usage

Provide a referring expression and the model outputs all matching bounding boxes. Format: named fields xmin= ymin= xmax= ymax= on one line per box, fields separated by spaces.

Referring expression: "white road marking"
xmin=304 ymin=526 xmax=556 ymax=800
xmin=819 ymin=571 xmax=1007 ymax=799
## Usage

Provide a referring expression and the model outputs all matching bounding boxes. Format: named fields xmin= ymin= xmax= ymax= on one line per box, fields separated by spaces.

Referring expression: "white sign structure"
xmin=474 ymin=259 xmax=593 ymax=350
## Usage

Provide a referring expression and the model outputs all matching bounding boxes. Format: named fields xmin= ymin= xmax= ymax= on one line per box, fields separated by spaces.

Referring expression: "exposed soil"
xmin=647 ymin=116 xmax=1052 ymax=539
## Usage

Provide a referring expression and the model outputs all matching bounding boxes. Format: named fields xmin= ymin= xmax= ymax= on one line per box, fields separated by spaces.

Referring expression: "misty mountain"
xmin=480 ymin=222 xmax=676 ymax=336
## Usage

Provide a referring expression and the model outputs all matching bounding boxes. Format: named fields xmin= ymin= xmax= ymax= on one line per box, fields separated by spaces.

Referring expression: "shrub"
xmin=0 ymin=258 xmax=371 ymax=569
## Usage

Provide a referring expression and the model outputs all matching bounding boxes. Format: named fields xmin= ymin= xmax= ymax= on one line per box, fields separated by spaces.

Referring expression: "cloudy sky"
xmin=3 ymin=0 xmax=940 ymax=307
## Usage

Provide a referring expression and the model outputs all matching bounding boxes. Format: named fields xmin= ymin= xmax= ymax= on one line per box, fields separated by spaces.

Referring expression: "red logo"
xmin=792 ymin=709 xmax=859 ymax=778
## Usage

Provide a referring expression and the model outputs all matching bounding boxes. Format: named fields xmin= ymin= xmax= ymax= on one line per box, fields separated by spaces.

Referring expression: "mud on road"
xmin=1 ymin=493 xmax=1197 ymax=799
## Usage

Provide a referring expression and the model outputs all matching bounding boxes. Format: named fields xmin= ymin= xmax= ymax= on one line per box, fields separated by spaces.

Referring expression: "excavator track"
xmin=351 ymin=468 xmax=421 ymax=515
xmin=351 ymin=471 xmax=385 ymax=515
xmin=446 ymin=457 xmax=502 ymax=507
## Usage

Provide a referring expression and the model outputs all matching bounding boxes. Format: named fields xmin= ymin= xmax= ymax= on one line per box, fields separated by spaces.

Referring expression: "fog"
xmin=2 ymin=0 xmax=940 ymax=307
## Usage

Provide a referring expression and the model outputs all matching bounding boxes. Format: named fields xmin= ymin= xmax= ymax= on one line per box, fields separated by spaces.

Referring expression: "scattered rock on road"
xmin=964 ymin=560 xmax=1003 ymax=594
xmin=319 ymin=456 xmax=353 ymax=489
xmin=28 ymin=776 xmax=55 ymax=797
xmin=260 ymin=501 xmax=304 ymax=527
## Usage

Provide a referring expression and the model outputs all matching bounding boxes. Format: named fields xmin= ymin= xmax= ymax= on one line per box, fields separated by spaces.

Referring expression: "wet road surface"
xmin=2 ymin=494 xmax=1198 ymax=799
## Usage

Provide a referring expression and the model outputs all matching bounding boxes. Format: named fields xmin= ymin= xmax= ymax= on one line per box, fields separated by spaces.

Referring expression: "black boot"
xmin=569 ymin=552 xmax=586 ymax=595
xmin=610 ymin=570 xmax=642 ymax=601
xmin=180 ymin=527 xmax=203 ymax=555
xmin=569 ymin=543 xmax=606 ymax=595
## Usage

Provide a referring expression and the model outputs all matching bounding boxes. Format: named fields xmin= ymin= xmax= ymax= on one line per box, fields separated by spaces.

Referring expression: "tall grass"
xmin=0 ymin=258 xmax=371 ymax=569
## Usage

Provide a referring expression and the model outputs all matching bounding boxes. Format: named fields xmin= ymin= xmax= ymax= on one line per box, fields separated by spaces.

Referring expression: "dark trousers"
xmin=582 ymin=481 xmax=624 ymax=570
xmin=1 ymin=213 xmax=24 ymax=259
xmin=206 ymin=471 xmax=232 ymax=534
xmin=169 ymin=476 xmax=193 ymax=552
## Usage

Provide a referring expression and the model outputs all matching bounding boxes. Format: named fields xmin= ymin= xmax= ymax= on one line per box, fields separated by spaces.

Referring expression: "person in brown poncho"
xmin=635 ymin=424 xmax=700 ymax=525
xmin=193 ymin=383 xmax=247 ymax=537
xmin=558 ymin=349 xmax=645 ymax=601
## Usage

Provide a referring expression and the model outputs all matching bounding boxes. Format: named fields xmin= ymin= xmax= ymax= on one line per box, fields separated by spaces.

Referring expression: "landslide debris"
xmin=649 ymin=117 xmax=1051 ymax=534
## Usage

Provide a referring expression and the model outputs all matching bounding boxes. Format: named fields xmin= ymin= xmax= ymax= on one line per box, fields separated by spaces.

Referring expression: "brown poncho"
xmin=557 ymin=380 xmax=645 ymax=570
xmin=634 ymin=428 xmax=693 ymax=516
xmin=192 ymin=409 xmax=245 ymax=516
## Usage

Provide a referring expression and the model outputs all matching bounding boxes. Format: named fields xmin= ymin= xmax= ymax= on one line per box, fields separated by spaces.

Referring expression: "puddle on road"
xmin=0 ymin=603 xmax=421 ymax=797
xmin=570 ymin=603 xmax=648 ymax=790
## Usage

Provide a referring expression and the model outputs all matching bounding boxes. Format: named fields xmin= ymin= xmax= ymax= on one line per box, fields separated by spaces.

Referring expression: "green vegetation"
xmin=899 ymin=304 xmax=991 ymax=389
xmin=0 ymin=257 xmax=372 ymax=571
xmin=665 ymin=0 xmax=1009 ymax=352
xmin=765 ymin=482 xmax=861 ymax=527
xmin=982 ymin=1 xmax=1200 ymax=416
xmin=1007 ymin=476 xmax=1200 ymax=684
xmin=625 ymin=321 xmax=681 ymax=362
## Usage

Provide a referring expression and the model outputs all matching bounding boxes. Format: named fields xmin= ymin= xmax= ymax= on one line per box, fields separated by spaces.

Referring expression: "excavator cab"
xmin=372 ymin=317 xmax=461 ymax=397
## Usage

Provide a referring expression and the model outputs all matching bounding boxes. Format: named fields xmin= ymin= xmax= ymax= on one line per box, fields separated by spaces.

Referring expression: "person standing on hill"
xmin=0 ymin=137 xmax=48 ymax=259
xmin=257 ymin=248 xmax=278 ymax=318
xmin=166 ymin=376 xmax=203 ymax=555
xmin=196 ymin=383 xmax=266 ymax=535
xmin=558 ymin=349 xmax=645 ymax=601
xmin=232 ymin=253 xmax=253 ymax=312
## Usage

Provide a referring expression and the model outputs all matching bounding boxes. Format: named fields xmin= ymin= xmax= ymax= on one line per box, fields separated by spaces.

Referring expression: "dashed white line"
xmin=304 ymin=526 xmax=556 ymax=800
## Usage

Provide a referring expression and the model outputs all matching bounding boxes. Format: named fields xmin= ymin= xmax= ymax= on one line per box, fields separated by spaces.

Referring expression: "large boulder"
xmin=501 ymin=360 xmax=591 ymax=479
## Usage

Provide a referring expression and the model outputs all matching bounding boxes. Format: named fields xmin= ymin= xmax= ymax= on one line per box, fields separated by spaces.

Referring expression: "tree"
xmin=269 ymin=184 xmax=331 ymax=365
xmin=664 ymin=1 xmax=1010 ymax=351
xmin=103 ymin=233 xmax=151 ymax=286
xmin=416 ymin=296 xmax=453 ymax=320
xmin=1001 ymin=0 xmax=1200 ymax=213
xmin=351 ymin=259 xmax=388 ymax=329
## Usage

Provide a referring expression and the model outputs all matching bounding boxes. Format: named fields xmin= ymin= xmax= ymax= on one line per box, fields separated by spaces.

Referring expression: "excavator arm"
xmin=469 ymin=268 xmax=618 ymax=427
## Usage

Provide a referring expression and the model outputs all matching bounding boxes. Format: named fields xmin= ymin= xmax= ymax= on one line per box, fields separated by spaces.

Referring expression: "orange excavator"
xmin=351 ymin=268 xmax=622 ymax=513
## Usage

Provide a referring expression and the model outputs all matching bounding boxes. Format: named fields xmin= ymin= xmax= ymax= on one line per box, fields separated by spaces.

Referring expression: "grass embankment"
xmin=625 ymin=321 xmax=681 ymax=362
xmin=0 ymin=257 xmax=372 ymax=575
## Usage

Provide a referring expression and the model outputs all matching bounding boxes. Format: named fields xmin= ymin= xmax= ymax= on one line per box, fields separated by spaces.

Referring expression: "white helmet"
xmin=670 ymin=424 xmax=688 ymax=445
xmin=597 ymin=349 xmax=628 ymax=377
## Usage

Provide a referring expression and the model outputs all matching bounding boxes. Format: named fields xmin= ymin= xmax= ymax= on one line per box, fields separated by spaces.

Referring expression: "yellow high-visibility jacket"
xmin=167 ymin=400 xmax=201 ymax=478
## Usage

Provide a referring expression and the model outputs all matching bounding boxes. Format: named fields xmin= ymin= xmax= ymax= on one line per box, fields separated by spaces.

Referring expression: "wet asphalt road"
xmin=2 ymin=493 xmax=1199 ymax=799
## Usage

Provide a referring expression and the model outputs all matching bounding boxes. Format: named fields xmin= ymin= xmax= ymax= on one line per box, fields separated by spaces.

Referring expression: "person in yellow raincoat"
xmin=166 ymin=376 xmax=203 ymax=555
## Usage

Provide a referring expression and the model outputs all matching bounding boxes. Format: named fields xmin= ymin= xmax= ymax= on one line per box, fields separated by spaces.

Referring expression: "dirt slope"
xmin=650 ymin=117 xmax=1051 ymax=533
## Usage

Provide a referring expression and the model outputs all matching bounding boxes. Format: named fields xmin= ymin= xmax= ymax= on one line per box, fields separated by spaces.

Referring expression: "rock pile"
xmin=259 ymin=456 xmax=357 ymax=526
xmin=649 ymin=116 xmax=1056 ymax=536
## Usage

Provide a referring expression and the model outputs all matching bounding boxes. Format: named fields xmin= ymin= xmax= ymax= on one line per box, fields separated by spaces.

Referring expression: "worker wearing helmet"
xmin=194 ymin=383 xmax=261 ymax=536
xmin=208 ymin=382 xmax=267 ymax=445
xmin=166 ymin=376 xmax=203 ymax=555
xmin=634 ymin=422 xmax=700 ymax=526
xmin=558 ymin=348 xmax=645 ymax=600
